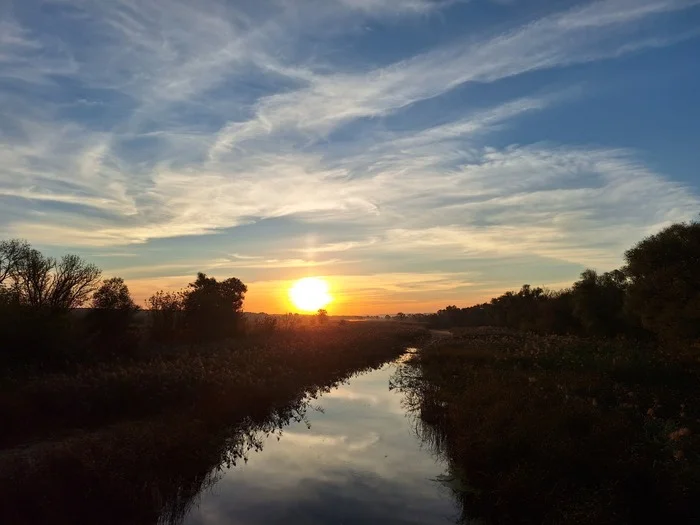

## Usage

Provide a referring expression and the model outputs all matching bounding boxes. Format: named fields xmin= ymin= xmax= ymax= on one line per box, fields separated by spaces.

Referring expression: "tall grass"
xmin=392 ymin=328 xmax=700 ymax=524
xmin=0 ymin=322 xmax=425 ymax=524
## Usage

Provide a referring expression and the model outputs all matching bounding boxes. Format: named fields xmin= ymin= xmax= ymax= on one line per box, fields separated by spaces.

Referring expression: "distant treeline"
xmin=428 ymin=221 xmax=700 ymax=343
xmin=0 ymin=239 xmax=251 ymax=370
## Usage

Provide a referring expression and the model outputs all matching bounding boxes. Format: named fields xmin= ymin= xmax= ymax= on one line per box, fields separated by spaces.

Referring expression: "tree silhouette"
xmin=147 ymin=290 xmax=185 ymax=342
xmin=183 ymin=273 xmax=247 ymax=340
xmin=0 ymin=239 xmax=29 ymax=287
xmin=89 ymin=277 xmax=140 ymax=351
xmin=571 ymin=269 xmax=629 ymax=336
xmin=12 ymin=250 xmax=101 ymax=311
xmin=92 ymin=277 xmax=138 ymax=311
xmin=625 ymin=221 xmax=700 ymax=341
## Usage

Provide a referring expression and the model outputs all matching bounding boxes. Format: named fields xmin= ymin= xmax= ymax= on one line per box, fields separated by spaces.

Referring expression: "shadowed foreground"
xmin=0 ymin=322 xmax=423 ymax=525
xmin=391 ymin=328 xmax=700 ymax=524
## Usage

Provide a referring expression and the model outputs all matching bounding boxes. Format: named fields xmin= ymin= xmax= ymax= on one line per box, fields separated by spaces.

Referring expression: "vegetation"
xmin=392 ymin=328 xmax=700 ymax=524
xmin=1 ymin=219 xmax=698 ymax=524
xmin=0 ymin=237 xmax=426 ymax=524
xmin=91 ymin=277 xmax=139 ymax=311
xmin=0 ymin=239 xmax=254 ymax=370
xmin=0 ymin=241 xmax=104 ymax=369
xmin=146 ymin=289 xmax=186 ymax=343
xmin=428 ymin=221 xmax=700 ymax=346
xmin=182 ymin=272 xmax=247 ymax=340
xmin=390 ymin=220 xmax=700 ymax=524
xmin=1 ymin=321 xmax=423 ymax=524
xmin=86 ymin=277 xmax=141 ymax=355
xmin=624 ymin=222 xmax=700 ymax=341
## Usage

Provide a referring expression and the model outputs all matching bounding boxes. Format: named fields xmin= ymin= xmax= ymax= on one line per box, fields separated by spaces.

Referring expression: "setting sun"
xmin=289 ymin=277 xmax=332 ymax=312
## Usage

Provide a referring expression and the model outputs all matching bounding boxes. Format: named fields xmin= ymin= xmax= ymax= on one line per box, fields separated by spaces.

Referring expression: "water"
xmin=180 ymin=359 xmax=458 ymax=525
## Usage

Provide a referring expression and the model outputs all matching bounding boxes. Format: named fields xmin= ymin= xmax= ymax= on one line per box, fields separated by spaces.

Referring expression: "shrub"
xmin=146 ymin=290 xmax=185 ymax=342
xmin=254 ymin=314 xmax=278 ymax=334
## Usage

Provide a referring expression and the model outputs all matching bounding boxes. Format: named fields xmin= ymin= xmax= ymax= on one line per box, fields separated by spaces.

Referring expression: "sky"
xmin=1 ymin=0 xmax=699 ymax=314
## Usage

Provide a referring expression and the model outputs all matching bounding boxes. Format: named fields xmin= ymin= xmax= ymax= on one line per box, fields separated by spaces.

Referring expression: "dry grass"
xmin=393 ymin=329 xmax=700 ymax=524
xmin=0 ymin=322 xmax=425 ymax=525
xmin=1 ymin=321 xmax=422 ymax=447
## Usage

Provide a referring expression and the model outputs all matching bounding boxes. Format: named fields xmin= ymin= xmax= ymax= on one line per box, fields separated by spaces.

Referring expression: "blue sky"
xmin=1 ymin=0 xmax=699 ymax=313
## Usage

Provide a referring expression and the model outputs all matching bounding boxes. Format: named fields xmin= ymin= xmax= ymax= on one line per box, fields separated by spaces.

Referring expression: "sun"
xmin=289 ymin=277 xmax=332 ymax=312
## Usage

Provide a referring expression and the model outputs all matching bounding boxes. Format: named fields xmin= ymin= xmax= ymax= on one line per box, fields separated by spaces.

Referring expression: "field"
xmin=0 ymin=321 xmax=424 ymax=524
xmin=392 ymin=328 xmax=700 ymax=524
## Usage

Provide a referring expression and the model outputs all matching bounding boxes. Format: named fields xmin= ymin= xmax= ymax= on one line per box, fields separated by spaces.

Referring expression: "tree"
xmin=0 ymin=239 xmax=29 ymax=287
xmin=571 ymin=269 xmax=629 ymax=336
xmin=0 ymin=245 xmax=101 ymax=365
xmin=625 ymin=221 xmax=700 ymax=341
xmin=183 ymin=273 xmax=247 ymax=340
xmin=396 ymin=312 xmax=407 ymax=320
xmin=317 ymin=308 xmax=328 ymax=324
xmin=147 ymin=290 xmax=185 ymax=342
xmin=89 ymin=277 xmax=139 ymax=350
xmin=12 ymin=250 xmax=101 ymax=311
xmin=533 ymin=289 xmax=578 ymax=334
xmin=92 ymin=277 xmax=138 ymax=311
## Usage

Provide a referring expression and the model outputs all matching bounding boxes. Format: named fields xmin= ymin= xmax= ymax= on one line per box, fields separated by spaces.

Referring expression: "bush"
xmin=252 ymin=314 xmax=278 ymax=334
xmin=146 ymin=290 xmax=185 ymax=343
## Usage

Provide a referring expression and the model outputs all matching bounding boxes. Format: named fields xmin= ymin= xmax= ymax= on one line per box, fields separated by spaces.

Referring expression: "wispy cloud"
xmin=213 ymin=257 xmax=351 ymax=270
xmin=299 ymin=238 xmax=380 ymax=254
xmin=1 ymin=0 xmax=699 ymax=311
xmin=211 ymin=0 xmax=700 ymax=152
xmin=336 ymin=0 xmax=457 ymax=15
xmin=231 ymin=253 xmax=264 ymax=260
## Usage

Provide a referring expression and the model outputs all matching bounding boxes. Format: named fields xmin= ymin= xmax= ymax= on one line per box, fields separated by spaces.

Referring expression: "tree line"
xmin=0 ymin=239 xmax=247 ymax=369
xmin=428 ymin=221 xmax=700 ymax=344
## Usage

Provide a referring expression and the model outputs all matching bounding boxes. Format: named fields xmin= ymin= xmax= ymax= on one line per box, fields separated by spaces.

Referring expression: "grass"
xmin=392 ymin=327 xmax=700 ymax=524
xmin=0 ymin=321 xmax=425 ymax=525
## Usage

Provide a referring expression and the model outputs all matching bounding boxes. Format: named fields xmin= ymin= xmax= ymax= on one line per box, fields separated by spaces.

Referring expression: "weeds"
xmin=0 ymin=322 xmax=424 ymax=524
xmin=392 ymin=329 xmax=700 ymax=524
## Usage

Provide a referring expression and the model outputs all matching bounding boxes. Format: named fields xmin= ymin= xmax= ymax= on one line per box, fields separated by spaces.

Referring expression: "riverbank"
xmin=0 ymin=322 xmax=425 ymax=524
xmin=393 ymin=328 xmax=700 ymax=524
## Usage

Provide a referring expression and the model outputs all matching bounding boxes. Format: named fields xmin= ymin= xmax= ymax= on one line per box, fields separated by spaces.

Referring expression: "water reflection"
xmin=1 ymin=359 xmax=459 ymax=525
xmin=182 ymin=364 xmax=458 ymax=524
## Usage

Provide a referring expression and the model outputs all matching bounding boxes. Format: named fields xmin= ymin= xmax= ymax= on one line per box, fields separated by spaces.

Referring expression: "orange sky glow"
xmin=124 ymin=274 xmax=578 ymax=316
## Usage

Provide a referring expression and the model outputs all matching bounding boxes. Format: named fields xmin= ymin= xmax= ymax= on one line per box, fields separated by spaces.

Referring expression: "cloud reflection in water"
xmin=183 ymin=364 xmax=457 ymax=524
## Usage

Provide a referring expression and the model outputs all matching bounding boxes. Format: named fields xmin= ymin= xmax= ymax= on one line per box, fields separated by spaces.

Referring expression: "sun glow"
xmin=289 ymin=277 xmax=332 ymax=312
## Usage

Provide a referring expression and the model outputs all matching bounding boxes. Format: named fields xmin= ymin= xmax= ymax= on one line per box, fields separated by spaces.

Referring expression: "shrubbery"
xmin=429 ymin=220 xmax=700 ymax=346
xmin=394 ymin=329 xmax=700 ymax=523
xmin=87 ymin=277 xmax=141 ymax=356
xmin=0 ymin=242 xmax=251 ymax=371
xmin=625 ymin=222 xmax=700 ymax=341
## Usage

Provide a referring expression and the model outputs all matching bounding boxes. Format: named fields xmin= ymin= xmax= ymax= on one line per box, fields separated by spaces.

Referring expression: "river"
xmin=178 ymin=353 xmax=458 ymax=525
